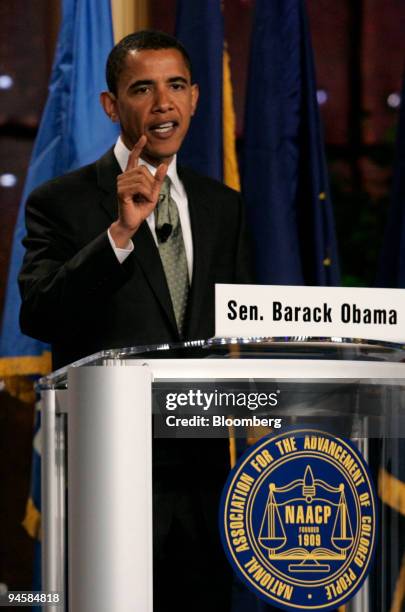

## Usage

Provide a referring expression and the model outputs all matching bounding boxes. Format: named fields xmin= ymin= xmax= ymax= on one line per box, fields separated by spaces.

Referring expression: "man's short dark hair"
xmin=106 ymin=30 xmax=193 ymax=95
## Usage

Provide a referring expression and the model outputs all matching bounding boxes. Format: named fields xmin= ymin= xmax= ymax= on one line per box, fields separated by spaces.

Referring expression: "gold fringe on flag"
xmin=0 ymin=353 xmax=51 ymax=401
xmin=379 ymin=467 xmax=405 ymax=516
xmin=0 ymin=352 xmax=52 ymax=378
xmin=2 ymin=375 xmax=37 ymax=404
xmin=228 ymin=422 xmax=237 ymax=468
xmin=22 ymin=497 xmax=41 ymax=540
xmin=0 ymin=351 xmax=52 ymax=404
xmin=222 ymin=45 xmax=240 ymax=192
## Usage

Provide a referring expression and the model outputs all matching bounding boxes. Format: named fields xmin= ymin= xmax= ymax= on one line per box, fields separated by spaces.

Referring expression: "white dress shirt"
xmin=107 ymin=136 xmax=193 ymax=281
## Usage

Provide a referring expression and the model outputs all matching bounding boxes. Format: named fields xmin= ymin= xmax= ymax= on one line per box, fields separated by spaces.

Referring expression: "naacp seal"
xmin=219 ymin=429 xmax=376 ymax=610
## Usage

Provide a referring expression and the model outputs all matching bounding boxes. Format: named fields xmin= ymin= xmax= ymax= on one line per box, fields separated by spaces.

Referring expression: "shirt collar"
xmin=114 ymin=135 xmax=182 ymax=194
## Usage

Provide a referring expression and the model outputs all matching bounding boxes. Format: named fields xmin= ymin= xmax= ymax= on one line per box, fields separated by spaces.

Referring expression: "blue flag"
xmin=175 ymin=0 xmax=223 ymax=181
xmin=242 ymin=0 xmax=340 ymax=286
xmin=0 ymin=0 xmax=119 ymax=376
xmin=376 ymin=70 xmax=405 ymax=288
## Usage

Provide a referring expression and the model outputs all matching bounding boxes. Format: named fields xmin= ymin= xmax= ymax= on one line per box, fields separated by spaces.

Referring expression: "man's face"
xmin=103 ymin=48 xmax=198 ymax=166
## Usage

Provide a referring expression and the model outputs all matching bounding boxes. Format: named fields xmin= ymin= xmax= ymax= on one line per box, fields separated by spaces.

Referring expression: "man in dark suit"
xmin=19 ymin=31 xmax=252 ymax=611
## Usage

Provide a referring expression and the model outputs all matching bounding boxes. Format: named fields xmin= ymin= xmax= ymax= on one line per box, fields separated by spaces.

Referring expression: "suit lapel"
xmin=179 ymin=167 xmax=217 ymax=339
xmin=95 ymin=149 xmax=178 ymax=335
xmin=131 ymin=223 xmax=178 ymax=334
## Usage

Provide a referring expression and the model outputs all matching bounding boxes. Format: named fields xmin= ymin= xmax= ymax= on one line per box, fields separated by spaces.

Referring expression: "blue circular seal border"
xmin=219 ymin=428 xmax=377 ymax=610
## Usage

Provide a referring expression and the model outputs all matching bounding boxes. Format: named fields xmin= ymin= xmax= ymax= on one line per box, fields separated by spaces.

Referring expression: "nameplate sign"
xmin=215 ymin=284 xmax=405 ymax=343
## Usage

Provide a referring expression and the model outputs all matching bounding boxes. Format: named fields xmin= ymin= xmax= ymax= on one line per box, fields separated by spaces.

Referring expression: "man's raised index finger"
xmin=154 ymin=163 xmax=168 ymax=186
xmin=126 ymin=134 xmax=147 ymax=171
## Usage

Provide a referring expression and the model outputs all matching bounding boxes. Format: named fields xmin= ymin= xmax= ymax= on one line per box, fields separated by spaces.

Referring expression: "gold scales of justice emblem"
xmin=258 ymin=466 xmax=354 ymax=573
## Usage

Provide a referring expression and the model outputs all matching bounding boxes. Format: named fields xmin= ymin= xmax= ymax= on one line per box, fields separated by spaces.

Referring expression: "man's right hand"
xmin=109 ymin=135 xmax=167 ymax=248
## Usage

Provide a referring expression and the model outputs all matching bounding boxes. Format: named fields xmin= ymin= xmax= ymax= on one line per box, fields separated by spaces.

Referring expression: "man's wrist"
xmin=109 ymin=221 xmax=136 ymax=248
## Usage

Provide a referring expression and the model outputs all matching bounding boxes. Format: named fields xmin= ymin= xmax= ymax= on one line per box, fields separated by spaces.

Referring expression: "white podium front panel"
xmin=68 ymin=365 xmax=153 ymax=612
xmin=37 ymin=338 xmax=405 ymax=612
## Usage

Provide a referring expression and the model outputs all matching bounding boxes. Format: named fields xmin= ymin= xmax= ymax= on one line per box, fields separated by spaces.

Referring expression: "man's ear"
xmin=100 ymin=91 xmax=119 ymax=122
xmin=190 ymin=83 xmax=199 ymax=117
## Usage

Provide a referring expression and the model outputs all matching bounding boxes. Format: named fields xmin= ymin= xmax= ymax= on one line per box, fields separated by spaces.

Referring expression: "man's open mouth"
xmin=149 ymin=121 xmax=178 ymax=134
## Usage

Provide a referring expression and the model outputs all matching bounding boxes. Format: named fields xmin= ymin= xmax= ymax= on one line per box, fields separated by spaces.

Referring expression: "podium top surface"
xmin=37 ymin=336 xmax=405 ymax=390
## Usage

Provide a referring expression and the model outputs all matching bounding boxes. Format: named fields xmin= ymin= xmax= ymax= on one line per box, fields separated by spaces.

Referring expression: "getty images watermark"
xmin=154 ymin=388 xmax=283 ymax=435
xmin=165 ymin=388 xmax=281 ymax=412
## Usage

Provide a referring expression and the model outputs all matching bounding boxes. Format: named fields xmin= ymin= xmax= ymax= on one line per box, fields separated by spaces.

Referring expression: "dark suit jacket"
xmin=19 ymin=148 xmax=252 ymax=369
xmin=18 ymin=148 xmax=253 ymax=558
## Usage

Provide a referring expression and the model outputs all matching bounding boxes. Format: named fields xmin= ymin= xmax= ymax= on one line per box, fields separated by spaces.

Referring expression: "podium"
xmin=37 ymin=337 xmax=405 ymax=611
